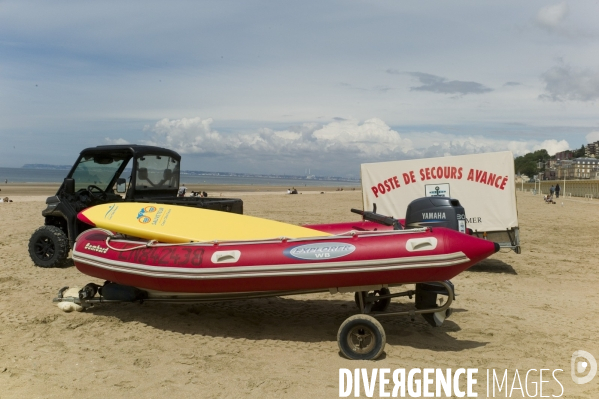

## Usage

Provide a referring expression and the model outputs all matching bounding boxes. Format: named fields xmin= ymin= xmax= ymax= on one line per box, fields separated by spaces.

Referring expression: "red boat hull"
xmin=72 ymin=227 xmax=498 ymax=294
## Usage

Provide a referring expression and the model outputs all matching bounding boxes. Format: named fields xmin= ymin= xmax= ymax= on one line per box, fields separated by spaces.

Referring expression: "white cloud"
xmin=586 ymin=131 xmax=599 ymax=143
xmin=104 ymin=137 xmax=130 ymax=145
xmin=408 ymin=133 xmax=567 ymax=158
xmin=143 ymin=117 xmax=225 ymax=154
xmin=312 ymin=118 xmax=414 ymax=157
xmin=142 ymin=117 xmax=414 ymax=161
xmin=536 ymin=3 xmax=569 ymax=31
xmin=533 ymin=139 xmax=570 ymax=155
xmin=533 ymin=2 xmax=595 ymax=39
xmin=128 ymin=117 xmax=572 ymax=175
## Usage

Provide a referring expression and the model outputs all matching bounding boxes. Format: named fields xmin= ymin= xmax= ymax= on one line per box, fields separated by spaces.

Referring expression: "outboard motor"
xmin=403 ymin=198 xmax=466 ymax=327
xmin=404 ymin=197 xmax=466 ymax=233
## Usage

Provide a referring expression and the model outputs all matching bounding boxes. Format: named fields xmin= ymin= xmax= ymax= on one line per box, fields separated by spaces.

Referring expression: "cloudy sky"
xmin=2 ymin=1 xmax=599 ymax=177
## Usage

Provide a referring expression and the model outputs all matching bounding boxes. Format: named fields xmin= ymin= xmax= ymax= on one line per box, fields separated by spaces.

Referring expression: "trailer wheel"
xmin=354 ymin=288 xmax=391 ymax=312
xmin=28 ymin=226 xmax=70 ymax=268
xmin=338 ymin=314 xmax=386 ymax=360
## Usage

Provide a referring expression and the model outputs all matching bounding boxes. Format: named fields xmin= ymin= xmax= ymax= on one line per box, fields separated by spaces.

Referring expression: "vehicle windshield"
xmin=70 ymin=155 xmax=127 ymax=192
xmin=135 ymin=155 xmax=179 ymax=191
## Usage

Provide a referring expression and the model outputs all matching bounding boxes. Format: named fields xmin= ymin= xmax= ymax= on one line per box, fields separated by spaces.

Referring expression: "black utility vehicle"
xmin=29 ymin=145 xmax=243 ymax=268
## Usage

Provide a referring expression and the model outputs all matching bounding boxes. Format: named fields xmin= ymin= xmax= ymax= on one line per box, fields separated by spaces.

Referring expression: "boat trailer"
xmin=53 ymin=280 xmax=455 ymax=360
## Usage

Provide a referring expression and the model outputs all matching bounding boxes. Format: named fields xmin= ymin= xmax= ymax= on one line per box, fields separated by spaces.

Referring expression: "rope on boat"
xmin=104 ymin=235 xmax=294 ymax=252
xmin=104 ymin=237 xmax=157 ymax=252
xmin=103 ymin=235 xmax=226 ymax=252
xmin=102 ymin=227 xmax=430 ymax=252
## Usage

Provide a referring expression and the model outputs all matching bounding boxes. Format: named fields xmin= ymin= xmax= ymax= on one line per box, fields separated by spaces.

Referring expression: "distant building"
xmin=543 ymin=168 xmax=556 ymax=180
xmin=555 ymin=150 xmax=573 ymax=161
xmin=556 ymin=160 xmax=574 ymax=180
xmin=585 ymin=141 xmax=599 ymax=158
xmin=572 ymin=158 xmax=599 ymax=179
xmin=544 ymin=158 xmax=557 ymax=169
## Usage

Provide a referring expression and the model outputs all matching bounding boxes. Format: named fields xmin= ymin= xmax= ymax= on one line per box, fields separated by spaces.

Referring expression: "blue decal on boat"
xmin=284 ymin=242 xmax=356 ymax=261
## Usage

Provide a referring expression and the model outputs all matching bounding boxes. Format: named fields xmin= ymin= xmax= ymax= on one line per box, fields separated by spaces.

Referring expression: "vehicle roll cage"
xmin=62 ymin=145 xmax=182 ymax=200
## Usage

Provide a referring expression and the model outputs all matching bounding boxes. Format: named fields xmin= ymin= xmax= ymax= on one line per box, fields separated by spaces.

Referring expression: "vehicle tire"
xmin=28 ymin=226 xmax=70 ymax=268
xmin=337 ymin=314 xmax=386 ymax=360
xmin=354 ymin=288 xmax=391 ymax=312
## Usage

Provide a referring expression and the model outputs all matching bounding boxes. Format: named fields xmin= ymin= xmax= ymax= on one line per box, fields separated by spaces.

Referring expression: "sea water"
xmin=0 ymin=167 xmax=69 ymax=183
xmin=0 ymin=167 xmax=360 ymax=188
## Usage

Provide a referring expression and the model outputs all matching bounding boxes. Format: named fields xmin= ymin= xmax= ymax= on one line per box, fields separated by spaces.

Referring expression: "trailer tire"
xmin=28 ymin=226 xmax=70 ymax=268
xmin=338 ymin=314 xmax=386 ymax=360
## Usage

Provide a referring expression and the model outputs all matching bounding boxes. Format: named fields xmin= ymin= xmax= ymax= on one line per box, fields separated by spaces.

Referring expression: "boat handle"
xmin=405 ymin=237 xmax=437 ymax=252
xmin=210 ymin=250 xmax=241 ymax=263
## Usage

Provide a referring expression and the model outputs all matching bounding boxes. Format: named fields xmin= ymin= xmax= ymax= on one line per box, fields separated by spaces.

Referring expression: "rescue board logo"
xmin=284 ymin=242 xmax=355 ymax=260
xmin=137 ymin=206 xmax=157 ymax=224
xmin=104 ymin=204 xmax=118 ymax=220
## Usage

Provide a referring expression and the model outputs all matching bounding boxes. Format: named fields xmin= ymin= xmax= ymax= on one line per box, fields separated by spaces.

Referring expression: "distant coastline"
xmin=22 ymin=164 xmax=71 ymax=170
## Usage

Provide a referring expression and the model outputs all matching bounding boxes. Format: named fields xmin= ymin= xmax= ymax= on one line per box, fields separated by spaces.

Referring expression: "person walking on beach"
xmin=550 ymin=185 xmax=555 ymax=197
xmin=555 ymin=183 xmax=561 ymax=198
xmin=178 ymin=184 xmax=187 ymax=197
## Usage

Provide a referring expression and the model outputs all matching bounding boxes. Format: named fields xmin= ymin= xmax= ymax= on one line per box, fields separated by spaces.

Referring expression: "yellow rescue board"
xmin=77 ymin=202 xmax=331 ymax=242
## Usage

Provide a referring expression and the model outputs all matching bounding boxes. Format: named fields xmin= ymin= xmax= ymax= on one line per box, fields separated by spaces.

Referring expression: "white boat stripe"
xmin=72 ymin=250 xmax=470 ymax=280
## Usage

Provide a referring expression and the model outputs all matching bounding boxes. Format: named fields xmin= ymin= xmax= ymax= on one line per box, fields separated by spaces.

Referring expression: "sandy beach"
xmin=0 ymin=185 xmax=598 ymax=398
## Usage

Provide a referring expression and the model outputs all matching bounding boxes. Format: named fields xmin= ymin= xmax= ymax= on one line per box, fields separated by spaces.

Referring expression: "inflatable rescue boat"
xmin=72 ymin=225 xmax=498 ymax=295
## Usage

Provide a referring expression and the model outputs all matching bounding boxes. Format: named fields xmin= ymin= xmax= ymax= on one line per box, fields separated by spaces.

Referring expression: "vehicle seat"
xmin=138 ymin=167 xmax=148 ymax=181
